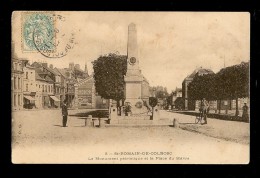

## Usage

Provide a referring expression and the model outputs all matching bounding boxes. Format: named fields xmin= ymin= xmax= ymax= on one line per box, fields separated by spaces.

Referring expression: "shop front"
xmin=23 ymin=95 xmax=36 ymax=109
xmin=50 ymin=95 xmax=61 ymax=108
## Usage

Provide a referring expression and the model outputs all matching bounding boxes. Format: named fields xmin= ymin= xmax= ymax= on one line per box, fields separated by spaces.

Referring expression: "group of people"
xmin=199 ymin=98 xmax=249 ymax=125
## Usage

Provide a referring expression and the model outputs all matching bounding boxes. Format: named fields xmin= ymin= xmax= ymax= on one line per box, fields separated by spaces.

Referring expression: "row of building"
xmin=170 ymin=66 xmax=249 ymax=112
xmin=12 ymin=56 xmax=110 ymax=111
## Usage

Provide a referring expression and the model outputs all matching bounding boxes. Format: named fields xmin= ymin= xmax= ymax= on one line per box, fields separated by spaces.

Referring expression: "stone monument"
xmin=124 ymin=23 xmax=147 ymax=115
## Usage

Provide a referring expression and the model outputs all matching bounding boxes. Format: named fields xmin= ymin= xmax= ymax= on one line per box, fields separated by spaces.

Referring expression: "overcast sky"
xmin=13 ymin=12 xmax=250 ymax=92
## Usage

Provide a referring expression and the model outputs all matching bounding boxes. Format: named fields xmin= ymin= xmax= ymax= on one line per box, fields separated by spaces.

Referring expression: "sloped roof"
xmin=55 ymin=68 xmax=68 ymax=79
xmin=75 ymin=75 xmax=94 ymax=86
xmin=45 ymin=75 xmax=54 ymax=82
xmin=185 ymin=67 xmax=214 ymax=80
xmin=31 ymin=62 xmax=42 ymax=68
xmin=43 ymin=66 xmax=60 ymax=76
xmin=35 ymin=72 xmax=45 ymax=81
xmin=175 ymin=87 xmax=182 ymax=92
xmin=74 ymin=67 xmax=86 ymax=73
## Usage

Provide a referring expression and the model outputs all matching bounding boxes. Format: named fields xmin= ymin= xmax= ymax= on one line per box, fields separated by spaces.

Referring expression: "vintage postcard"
xmin=11 ymin=11 xmax=250 ymax=164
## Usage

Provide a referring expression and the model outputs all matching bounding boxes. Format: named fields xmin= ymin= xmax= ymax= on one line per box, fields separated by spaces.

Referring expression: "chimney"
xmin=49 ymin=64 xmax=53 ymax=69
xmin=42 ymin=63 xmax=48 ymax=68
xmin=75 ymin=64 xmax=80 ymax=70
xmin=69 ymin=62 xmax=74 ymax=70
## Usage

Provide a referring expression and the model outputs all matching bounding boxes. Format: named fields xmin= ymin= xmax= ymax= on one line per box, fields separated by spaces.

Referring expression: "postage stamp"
xmin=22 ymin=12 xmax=56 ymax=52
xmin=21 ymin=12 xmax=75 ymax=58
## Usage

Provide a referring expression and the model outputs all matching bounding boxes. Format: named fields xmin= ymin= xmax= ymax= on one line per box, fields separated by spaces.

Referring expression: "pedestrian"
xmin=242 ymin=103 xmax=249 ymax=121
xmin=62 ymin=102 xmax=68 ymax=127
xmin=200 ymin=98 xmax=209 ymax=124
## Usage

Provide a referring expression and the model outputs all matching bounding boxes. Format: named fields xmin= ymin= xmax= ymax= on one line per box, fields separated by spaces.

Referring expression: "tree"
xmin=188 ymin=62 xmax=249 ymax=116
xmin=149 ymin=86 xmax=169 ymax=98
xmin=166 ymin=95 xmax=173 ymax=107
xmin=149 ymin=97 xmax=158 ymax=120
xmin=188 ymin=73 xmax=216 ymax=101
xmin=215 ymin=62 xmax=249 ymax=116
xmin=92 ymin=53 xmax=127 ymax=108
xmin=174 ymin=97 xmax=184 ymax=110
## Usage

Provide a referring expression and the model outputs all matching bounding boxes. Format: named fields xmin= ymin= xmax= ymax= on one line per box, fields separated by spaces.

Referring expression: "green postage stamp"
xmin=22 ymin=12 xmax=56 ymax=52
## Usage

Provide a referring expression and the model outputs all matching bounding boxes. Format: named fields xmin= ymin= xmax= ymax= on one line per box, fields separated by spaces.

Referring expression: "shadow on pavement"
xmin=180 ymin=123 xmax=196 ymax=125
xmin=69 ymin=110 xmax=109 ymax=118
xmin=53 ymin=125 xmax=64 ymax=127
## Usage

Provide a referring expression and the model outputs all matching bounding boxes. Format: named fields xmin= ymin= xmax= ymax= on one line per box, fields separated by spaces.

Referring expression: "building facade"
xmin=12 ymin=58 xmax=24 ymax=111
xmin=31 ymin=62 xmax=61 ymax=108
xmin=22 ymin=60 xmax=38 ymax=109
xmin=172 ymin=87 xmax=182 ymax=109
xmin=74 ymin=76 xmax=109 ymax=109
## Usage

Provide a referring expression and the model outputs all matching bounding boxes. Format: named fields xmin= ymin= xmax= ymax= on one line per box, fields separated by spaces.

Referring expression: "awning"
xmin=50 ymin=96 xmax=60 ymax=102
xmin=24 ymin=95 xmax=36 ymax=101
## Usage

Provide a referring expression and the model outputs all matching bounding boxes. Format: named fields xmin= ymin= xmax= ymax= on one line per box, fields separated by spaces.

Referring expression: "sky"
xmin=12 ymin=12 xmax=250 ymax=92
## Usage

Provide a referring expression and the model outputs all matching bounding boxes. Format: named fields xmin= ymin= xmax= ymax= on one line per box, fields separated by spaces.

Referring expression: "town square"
xmin=11 ymin=12 xmax=250 ymax=164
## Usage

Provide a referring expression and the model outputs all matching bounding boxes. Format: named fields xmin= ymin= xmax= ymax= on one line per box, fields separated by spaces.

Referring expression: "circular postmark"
xmin=23 ymin=12 xmax=76 ymax=58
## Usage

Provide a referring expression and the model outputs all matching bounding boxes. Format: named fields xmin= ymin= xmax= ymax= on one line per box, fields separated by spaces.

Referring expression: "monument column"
xmin=124 ymin=23 xmax=144 ymax=114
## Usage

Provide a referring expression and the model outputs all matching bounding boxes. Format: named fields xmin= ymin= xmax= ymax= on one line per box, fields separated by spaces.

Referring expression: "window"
xmin=14 ymin=94 xmax=16 ymax=106
xmin=45 ymin=85 xmax=47 ymax=92
xmin=42 ymin=85 xmax=44 ymax=92
xmin=48 ymin=86 xmax=50 ymax=92
xmin=39 ymin=85 xmax=40 ymax=89
xmin=18 ymin=78 xmax=20 ymax=89
xmin=14 ymin=77 xmax=16 ymax=89
xmin=36 ymin=84 xmax=37 ymax=87
xmin=26 ymin=84 xmax=28 ymax=91
xmin=26 ymin=72 xmax=28 ymax=79
xmin=20 ymin=95 xmax=22 ymax=106
xmin=18 ymin=94 xmax=20 ymax=106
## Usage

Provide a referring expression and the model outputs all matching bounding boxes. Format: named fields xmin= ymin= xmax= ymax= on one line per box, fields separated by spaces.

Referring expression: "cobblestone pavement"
xmin=12 ymin=109 xmax=249 ymax=164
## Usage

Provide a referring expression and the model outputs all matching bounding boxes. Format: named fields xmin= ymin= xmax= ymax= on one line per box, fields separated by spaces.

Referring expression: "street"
xmin=12 ymin=109 xmax=249 ymax=164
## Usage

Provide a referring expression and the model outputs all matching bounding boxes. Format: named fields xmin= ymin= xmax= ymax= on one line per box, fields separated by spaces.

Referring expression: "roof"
xmin=75 ymin=75 xmax=94 ymax=86
xmin=45 ymin=75 xmax=54 ymax=83
xmin=31 ymin=62 xmax=60 ymax=76
xmin=185 ymin=67 xmax=214 ymax=80
xmin=54 ymin=68 xmax=68 ymax=79
xmin=175 ymin=87 xmax=182 ymax=92
xmin=43 ymin=66 xmax=60 ymax=76
xmin=31 ymin=62 xmax=42 ymax=68
xmin=74 ymin=67 xmax=86 ymax=73
xmin=35 ymin=72 xmax=45 ymax=81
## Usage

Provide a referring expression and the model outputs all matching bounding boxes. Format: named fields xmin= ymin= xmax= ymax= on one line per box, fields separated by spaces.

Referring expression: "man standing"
xmin=62 ymin=102 xmax=68 ymax=127
xmin=200 ymin=98 xmax=209 ymax=124
xmin=242 ymin=103 xmax=249 ymax=121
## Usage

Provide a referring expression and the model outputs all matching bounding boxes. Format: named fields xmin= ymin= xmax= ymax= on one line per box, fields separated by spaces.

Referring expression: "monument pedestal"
xmin=124 ymin=72 xmax=146 ymax=115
